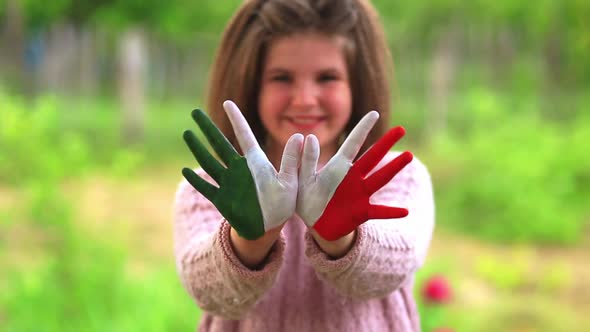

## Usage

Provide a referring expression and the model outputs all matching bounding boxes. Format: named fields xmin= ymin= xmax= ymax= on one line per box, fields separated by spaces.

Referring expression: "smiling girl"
xmin=173 ymin=1 xmax=435 ymax=331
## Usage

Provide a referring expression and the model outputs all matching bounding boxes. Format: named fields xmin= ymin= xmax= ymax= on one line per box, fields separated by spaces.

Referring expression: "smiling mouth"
xmin=285 ymin=116 xmax=326 ymax=129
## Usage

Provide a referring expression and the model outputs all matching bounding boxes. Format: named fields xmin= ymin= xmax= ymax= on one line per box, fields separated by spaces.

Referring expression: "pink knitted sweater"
xmin=173 ymin=151 xmax=435 ymax=331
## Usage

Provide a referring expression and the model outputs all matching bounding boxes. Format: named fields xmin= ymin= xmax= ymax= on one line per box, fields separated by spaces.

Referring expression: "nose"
xmin=292 ymin=80 xmax=318 ymax=109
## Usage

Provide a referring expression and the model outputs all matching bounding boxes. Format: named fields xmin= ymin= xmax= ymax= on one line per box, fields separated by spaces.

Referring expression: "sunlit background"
xmin=0 ymin=0 xmax=589 ymax=331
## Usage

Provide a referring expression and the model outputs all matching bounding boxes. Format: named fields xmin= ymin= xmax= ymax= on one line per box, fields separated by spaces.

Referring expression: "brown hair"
xmin=207 ymin=0 xmax=393 ymax=154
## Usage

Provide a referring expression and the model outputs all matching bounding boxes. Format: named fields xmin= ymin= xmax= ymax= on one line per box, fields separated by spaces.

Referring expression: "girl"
xmin=174 ymin=0 xmax=435 ymax=331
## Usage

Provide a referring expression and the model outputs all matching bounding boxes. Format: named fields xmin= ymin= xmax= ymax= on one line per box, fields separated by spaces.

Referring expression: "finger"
xmin=191 ymin=108 xmax=238 ymax=166
xmin=183 ymin=130 xmax=225 ymax=182
xmin=223 ymin=100 xmax=261 ymax=155
xmin=299 ymin=134 xmax=320 ymax=180
xmin=368 ymin=205 xmax=408 ymax=219
xmin=355 ymin=126 xmax=406 ymax=176
xmin=182 ymin=167 xmax=218 ymax=202
xmin=364 ymin=151 xmax=413 ymax=194
xmin=337 ymin=111 xmax=379 ymax=162
xmin=279 ymin=133 xmax=304 ymax=180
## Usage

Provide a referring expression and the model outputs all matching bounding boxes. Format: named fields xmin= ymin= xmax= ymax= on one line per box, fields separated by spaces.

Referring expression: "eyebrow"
xmin=264 ymin=67 xmax=290 ymax=74
xmin=264 ymin=66 xmax=344 ymax=74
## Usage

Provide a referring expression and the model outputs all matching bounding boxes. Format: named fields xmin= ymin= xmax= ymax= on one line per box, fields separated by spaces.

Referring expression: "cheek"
xmin=258 ymin=89 xmax=277 ymax=125
xmin=259 ymin=85 xmax=288 ymax=116
xmin=324 ymin=85 xmax=352 ymax=120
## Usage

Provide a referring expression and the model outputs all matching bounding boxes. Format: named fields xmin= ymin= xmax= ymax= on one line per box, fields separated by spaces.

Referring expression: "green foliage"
xmin=0 ymin=184 xmax=199 ymax=331
xmin=475 ymin=295 xmax=586 ymax=332
xmin=429 ymin=88 xmax=590 ymax=244
xmin=0 ymin=92 xmax=92 ymax=185
xmin=15 ymin=0 xmax=242 ymax=44
xmin=7 ymin=0 xmax=590 ymax=81
xmin=474 ymin=252 xmax=529 ymax=290
xmin=0 ymin=90 xmax=199 ymax=330
xmin=152 ymin=1 xmax=241 ymax=45
xmin=0 ymin=91 xmax=158 ymax=184
xmin=20 ymin=0 xmax=71 ymax=29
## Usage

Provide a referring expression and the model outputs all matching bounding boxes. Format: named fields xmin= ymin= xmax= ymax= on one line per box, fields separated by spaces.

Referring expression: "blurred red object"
xmin=422 ymin=275 xmax=452 ymax=304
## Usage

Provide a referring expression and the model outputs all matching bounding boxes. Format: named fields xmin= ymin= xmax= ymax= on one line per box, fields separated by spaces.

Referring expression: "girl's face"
xmin=258 ymin=33 xmax=352 ymax=157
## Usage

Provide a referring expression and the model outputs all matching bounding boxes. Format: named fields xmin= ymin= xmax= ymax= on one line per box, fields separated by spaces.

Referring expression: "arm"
xmin=230 ymin=223 xmax=283 ymax=269
xmin=175 ymin=101 xmax=302 ymax=318
xmin=308 ymin=228 xmax=356 ymax=259
xmin=173 ymin=172 xmax=285 ymax=319
xmin=305 ymin=155 xmax=435 ymax=299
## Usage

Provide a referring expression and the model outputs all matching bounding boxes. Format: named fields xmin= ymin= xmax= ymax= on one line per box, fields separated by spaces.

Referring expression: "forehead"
xmin=263 ymin=33 xmax=348 ymax=71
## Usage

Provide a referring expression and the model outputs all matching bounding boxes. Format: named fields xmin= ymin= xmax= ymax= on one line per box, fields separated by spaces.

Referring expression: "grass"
xmin=3 ymin=161 xmax=589 ymax=331
xmin=1 ymin=87 xmax=589 ymax=330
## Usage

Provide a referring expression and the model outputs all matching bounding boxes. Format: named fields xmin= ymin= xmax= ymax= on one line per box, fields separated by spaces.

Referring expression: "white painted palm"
xmin=223 ymin=100 xmax=304 ymax=231
xmin=296 ymin=111 xmax=380 ymax=227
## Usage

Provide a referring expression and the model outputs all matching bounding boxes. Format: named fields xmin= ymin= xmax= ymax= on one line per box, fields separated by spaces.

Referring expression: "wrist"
xmin=310 ymin=228 xmax=357 ymax=259
xmin=229 ymin=225 xmax=283 ymax=269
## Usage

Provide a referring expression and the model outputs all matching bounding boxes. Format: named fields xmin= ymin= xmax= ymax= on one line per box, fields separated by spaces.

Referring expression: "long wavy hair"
xmin=206 ymin=0 xmax=393 ymax=155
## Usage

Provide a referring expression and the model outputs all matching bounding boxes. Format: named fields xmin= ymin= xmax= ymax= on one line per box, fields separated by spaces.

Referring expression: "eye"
xmin=270 ymin=74 xmax=291 ymax=83
xmin=318 ymin=73 xmax=338 ymax=82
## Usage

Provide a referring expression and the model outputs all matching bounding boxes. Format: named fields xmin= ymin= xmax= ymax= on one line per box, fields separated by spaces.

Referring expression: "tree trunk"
xmin=0 ymin=0 xmax=26 ymax=91
xmin=118 ymin=28 xmax=147 ymax=145
xmin=78 ymin=28 xmax=98 ymax=97
xmin=40 ymin=24 xmax=77 ymax=96
xmin=427 ymin=29 xmax=458 ymax=141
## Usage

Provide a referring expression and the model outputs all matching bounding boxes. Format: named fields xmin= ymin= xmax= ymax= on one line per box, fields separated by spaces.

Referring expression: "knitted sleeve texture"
xmin=173 ymin=169 xmax=285 ymax=319
xmin=304 ymin=152 xmax=435 ymax=300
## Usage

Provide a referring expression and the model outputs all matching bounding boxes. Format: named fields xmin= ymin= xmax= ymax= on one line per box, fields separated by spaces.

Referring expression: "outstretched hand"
xmin=182 ymin=101 xmax=303 ymax=240
xmin=182 ymin=102 xmax=411 ymax=242
xmin=296 ymin=111 xmax=413 ymax=241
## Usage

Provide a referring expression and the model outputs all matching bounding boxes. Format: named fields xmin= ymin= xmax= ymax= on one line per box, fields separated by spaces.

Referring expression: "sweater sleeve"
xmin=304 ymin=152 xmax=435 ymax=300
xmin=173 ymin=169 xmax=285 ymax=319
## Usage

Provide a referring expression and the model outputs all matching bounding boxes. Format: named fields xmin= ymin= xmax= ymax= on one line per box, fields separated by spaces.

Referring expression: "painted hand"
xmin=182 ymin=100 xmax=303 ymax=240
xmin=296 ymin=111 xmax=413 ymax=241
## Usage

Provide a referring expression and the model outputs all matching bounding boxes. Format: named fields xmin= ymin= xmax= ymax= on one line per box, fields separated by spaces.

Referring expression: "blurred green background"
xmin=0 ymin=0 xmax=589 ymax=331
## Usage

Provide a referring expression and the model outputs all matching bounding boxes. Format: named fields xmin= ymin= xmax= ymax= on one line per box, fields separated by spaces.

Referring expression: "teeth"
xmin=291 ymin=118 xmax=319 ymax=124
